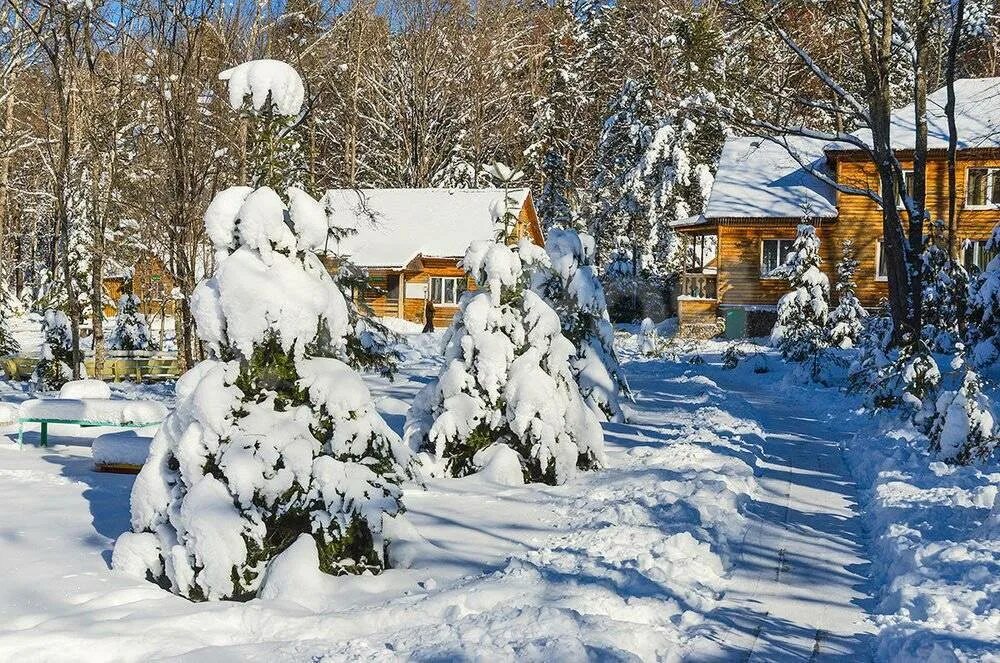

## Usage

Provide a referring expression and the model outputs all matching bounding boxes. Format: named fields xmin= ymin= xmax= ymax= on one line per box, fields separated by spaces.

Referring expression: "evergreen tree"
xmin=967 ymin=223 xmax=1000 ymax=365
xmin=827 ymin=240 xmax=868 ymax=349
xmin=31 ymin=309 xmax=73 ymax=391
xmin=921 ymin=231 xmax=969 ymax=353
xmin=107 ymin=279 xmax=153 ymax=355
xmin=771 ymin=224 xmax=830 ymax=361
xmin=0 ymin=287 xmax=20 ymax=357
xmin=526 ymin=229 xmax=629 ymax=422
xmin=113 ymin=61 xmax=410 ymax=602
xmin=926 ymin=369 xmax=998 ymax=464
xmin=404 ymin=240 xmax=605 ymax=486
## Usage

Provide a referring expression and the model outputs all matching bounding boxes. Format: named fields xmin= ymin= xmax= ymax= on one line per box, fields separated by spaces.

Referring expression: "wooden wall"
xmin=714 ymin=152 xmax=1000 ymax=309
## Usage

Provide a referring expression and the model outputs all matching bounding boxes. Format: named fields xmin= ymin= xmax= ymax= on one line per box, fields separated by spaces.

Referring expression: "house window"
xmin=875 ymin=240 xmax=888 ymax=281
xmin=760 ymin=239 xmax=795 ymax=277
xmin=386 ymin=274 xmax=400 ymax=301
xmin=896 ymin=170 xmax=915 ymax=209
xmin=963 ymin=239 xmax=996 ymax=274
xmin=966 ymin=168 xmax=1000 ymax=208
xmin=429 ymin=277 xmax=466 ymax=305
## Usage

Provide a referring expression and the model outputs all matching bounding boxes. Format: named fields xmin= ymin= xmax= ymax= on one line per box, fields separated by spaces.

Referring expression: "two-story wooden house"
xmin=674 ymin=77 xmax=1000 ymax=336
xmin=322 ymin=188 xmax=544 ymax=328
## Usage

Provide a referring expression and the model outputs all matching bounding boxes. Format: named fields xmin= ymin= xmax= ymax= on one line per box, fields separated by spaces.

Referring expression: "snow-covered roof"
xmin=705 ymin=136 xmax=838 ymax=220
xmin=827 ymin=78 xmax=1000 ymax=152
xmin=323 ymin=188 xmax=531 ymax=269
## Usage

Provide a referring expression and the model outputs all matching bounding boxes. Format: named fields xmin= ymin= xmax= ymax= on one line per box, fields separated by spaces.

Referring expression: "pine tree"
xmin=927 ymin=369 xmax=997 ymax=464
xmin=107 ymin=279 xmax=153 ymax=355
xmin=527 ymin=229 xmax=629 ymax=422
xmin=827 ymin=240 xmax=868 ymax=349
xmin=404 ymin=240 xmax=605 ymax=486
xmin=921 ymin=231 xmax=969 ymax=353
xmin=113 ymin=61 xmax=410 ymax=602
xmin=967 ymin=224 xmax=1000 ymax=365
xmin=31 ymin=309 xmax=74 ymax=391
xmin=771 ymin=224 xmax=830 ymax=361
xmin=0 ymin=286 xmax=20 ymax=357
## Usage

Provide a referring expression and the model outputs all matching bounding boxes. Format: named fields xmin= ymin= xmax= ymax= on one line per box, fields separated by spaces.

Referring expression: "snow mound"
xmin=59 ymin=379 xmax=111 ymax=400
xmin=471 ymin=444 xmax=525 ymax=486
xmin=218 ymin=59 xmax=305 ymax=116
xmin=92 ymin=431 xmax=153 ymax=467
xmin=0 ymin=401 xmax=20 ymax=426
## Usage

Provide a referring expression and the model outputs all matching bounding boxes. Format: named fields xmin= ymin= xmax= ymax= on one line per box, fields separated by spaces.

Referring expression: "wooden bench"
xmin=17 ymin=398 xmax=167 ymax=448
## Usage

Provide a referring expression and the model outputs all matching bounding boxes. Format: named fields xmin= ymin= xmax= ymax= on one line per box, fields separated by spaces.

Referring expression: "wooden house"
xmin=103 ymin=253 xmax=177 ymax=318
xmin=673 ymin=77 xmax=1000 ymax=337
xmin=321 ymin=188 xmax=544 ymax=328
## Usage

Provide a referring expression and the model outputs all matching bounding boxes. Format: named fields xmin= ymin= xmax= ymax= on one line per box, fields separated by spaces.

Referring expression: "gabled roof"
xmin=322 ymin=188 xmax=531 ymax=269
xmin=704 ymin=136 xmax=838 ymax=220
xmin=827 ymin=77 xmax=1000 ymax=152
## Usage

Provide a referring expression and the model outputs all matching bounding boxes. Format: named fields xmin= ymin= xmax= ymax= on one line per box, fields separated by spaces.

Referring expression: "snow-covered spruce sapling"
xmin=0 ymin=290 xmax=19 ymax=356
xmin=31 ymin=309 xmax=74 ymax=391
xmin=107 ymin=282 xmax=154 ymax=355
xmin=112 ymin=185 xmax=410 ymax=602
xmin=826 ymin=240 xmax=867 ymax=349
xmin=638 ymin=317 xmax=659 ymax=356
xmin=921 ymin=233 xmax=969 ymax=353
xmin=525 ymin=229 xmax=629 ymax=422
xmin=967 ymin=223 xmax=1000 ymax=365
xmin=404 ymin=240 xmax=605 ymax=486
xmin=926 ymin=368 xmax=998 ymax=464
xmin=771 ymin=224 xmax=830 ymax=361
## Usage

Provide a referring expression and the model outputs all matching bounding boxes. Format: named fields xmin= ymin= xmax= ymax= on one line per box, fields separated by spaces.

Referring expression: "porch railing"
xmin=680 ymin=273 xmax=717 ymax=300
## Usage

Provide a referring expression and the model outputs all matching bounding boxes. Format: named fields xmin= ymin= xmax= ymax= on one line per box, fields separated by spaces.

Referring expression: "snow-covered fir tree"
xmin=926 ymin=369 xmax=998 ymax=464
xmin=31 ymin=309 xmax=74 ymax=391
xmin=0 ymin=286 xmax=20 ymax=356
xmin=404 ymin=240 xmax=605 ymax=486
xmin=921 ymin=234 xmax=969 ymax=353
xmin=638 ymin=317 xmax=659 ymax=356
xmin=526 ymin=229 xmax=629 ymax=422
xmin=107 ymin=279 xmax=153 ymax=355
xmin=220 ymin=60 xmax=307 ymax=192
xmin=771 ymin=224 xmax=830 ymax=361
xmin=113 ymin=61 xmax=410 ymax=602
xmin=430 ymin=131 xmax=482 ymax=189
xmin=827 ymin=240 xmax=868 ymax=349
xmin=113 ymin=185 xmax=410 ymax=601
xmin=967 ymin=224 xmax=1000 ymax=365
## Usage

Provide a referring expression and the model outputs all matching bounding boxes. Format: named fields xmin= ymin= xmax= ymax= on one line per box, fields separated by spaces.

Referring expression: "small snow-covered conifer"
xmin=967 ymin=223 xmax=1000 ymax=365
xmin=771 ymin=224 xmax=829 ymax=361
xmin=927 ymin=369 xmax=997 ymax=464
xmin=107 ymin=281 xmax=153 ymax=355
xmin=404 ymin=241 xmax=605 ymax=485
xmin=527 ymin=229 xmax=629 ymax=422
xmin=827 ymin=240 xmax=867 ymax=349
xmin=638 ymin=317 xmax=659 ymax=355
xmin=114 ymin=62 xmax=409 ymax=602
xmin=31 ymin=309 xmax=74 ymax=391
xmin=0 ymin=288 xmax=19 ymax=356
xmin=921 ymin=233 xmax=969 ymax=353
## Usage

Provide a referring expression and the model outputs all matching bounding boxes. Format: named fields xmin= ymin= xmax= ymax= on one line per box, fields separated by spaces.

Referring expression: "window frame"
xmin=875 ymin=239 xmax=888 ymax=282
xmin=428 ymin=276 xmax=466 ymax=306
xmin=965 ymin=167 xmax=1000 ymax=209
xmin=759 ymin=238 xmax=796 ymax=279
xmin=963 ymin=238 xmax=996 ymax=273
xmin=895 ymin=170 xmax=915 ymax=210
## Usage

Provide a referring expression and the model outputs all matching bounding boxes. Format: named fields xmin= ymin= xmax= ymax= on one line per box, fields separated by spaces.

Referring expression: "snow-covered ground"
xmin=0 ymin=333 xmax=997 ymax=661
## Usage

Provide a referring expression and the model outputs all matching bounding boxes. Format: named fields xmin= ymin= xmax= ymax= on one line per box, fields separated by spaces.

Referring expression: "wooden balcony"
xmin=680 ymin=272 xmax=717 ymax=300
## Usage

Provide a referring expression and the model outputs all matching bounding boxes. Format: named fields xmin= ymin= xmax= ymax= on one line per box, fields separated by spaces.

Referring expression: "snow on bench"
xmin=92 ymin=431 xmax=154 ymax=474
xmin=18 ymin=398 xmax=167 ymax=447
xmin=0 ymin=402 xmax=19 ymax=427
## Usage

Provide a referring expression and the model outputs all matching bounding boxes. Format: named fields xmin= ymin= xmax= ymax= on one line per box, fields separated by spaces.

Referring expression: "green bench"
xmin=18 ymin=417 xmax=161 ymax=448
xmin=16 ymin=398 xmax=168 ymax=448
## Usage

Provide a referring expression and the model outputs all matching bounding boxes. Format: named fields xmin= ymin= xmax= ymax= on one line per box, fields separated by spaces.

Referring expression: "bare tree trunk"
xmin=945 ymin=0 xmax=965 ymax=258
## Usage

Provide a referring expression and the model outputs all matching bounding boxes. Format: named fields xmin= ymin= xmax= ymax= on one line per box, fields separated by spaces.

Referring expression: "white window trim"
xmin=875 ymin=239 xmax=888 ymax=282
xmin=428 ymin=276 xmax=465 ymax=306
xmin=965 ymin=167 xmax=1000 ymax=210
xmin=759 ymin=238 xmax=795 ymax=280
xmin=963 ymin=238 xmax=993 ymax=272
xmin=896 ymin=170 xmax=914 ymax=210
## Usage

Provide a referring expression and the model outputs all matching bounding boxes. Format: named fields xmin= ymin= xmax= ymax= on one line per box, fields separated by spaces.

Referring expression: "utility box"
xmin=724 ymin=308 xmax=747 ymax=339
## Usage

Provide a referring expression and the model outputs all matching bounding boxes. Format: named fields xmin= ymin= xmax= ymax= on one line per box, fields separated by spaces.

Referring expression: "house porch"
xmin=673 ymin=219 xmax=722 ymax=338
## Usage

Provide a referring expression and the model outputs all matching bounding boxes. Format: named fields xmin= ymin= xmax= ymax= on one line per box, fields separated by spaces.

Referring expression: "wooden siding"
xmin=715 ymin=153 xmax=1000 ymax=309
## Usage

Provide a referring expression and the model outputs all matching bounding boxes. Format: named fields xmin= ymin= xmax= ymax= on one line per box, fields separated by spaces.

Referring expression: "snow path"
xmin=685 ymin=369 xmax=877 ymax=661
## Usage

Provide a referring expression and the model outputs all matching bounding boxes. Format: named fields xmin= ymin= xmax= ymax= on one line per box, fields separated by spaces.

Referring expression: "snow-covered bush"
xmin=638 ymin=317 xmax=659 ymax=356
xmin=967 ymin=224 xmax=1000 ymax=365
xmin=826 ymin=240 xmax=867 ymax=349
xmin=31 ymin=309 xmax=74 ymax=391
xmin=771 ymin=224 xmax=830 ymax=361
xmin=526 ymin=229 xmax=629 ymax=422
xmin=107 ymin=290 xmax=153 ymax=354
xmin=404 ymin=241 xmax=605 ymax=486
xmin=926 ymin=369 xmax=997 ymax=464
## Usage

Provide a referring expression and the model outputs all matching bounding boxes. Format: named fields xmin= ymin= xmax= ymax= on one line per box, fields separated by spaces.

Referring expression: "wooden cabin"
xmin=103 ymin=253 xmax=177 ymax=318
xmin=322 ymin=188 xmax=544 ymax=329
xmin=673 ymin=77 xmax=1000 ymax=337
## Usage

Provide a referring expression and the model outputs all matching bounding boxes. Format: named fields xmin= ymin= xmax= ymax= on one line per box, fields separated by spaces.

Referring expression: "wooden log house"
xmin=673 ymin=78 xmax=1000 ymax=337
xmin=321 ymin=188 xmax=544 ymax=329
